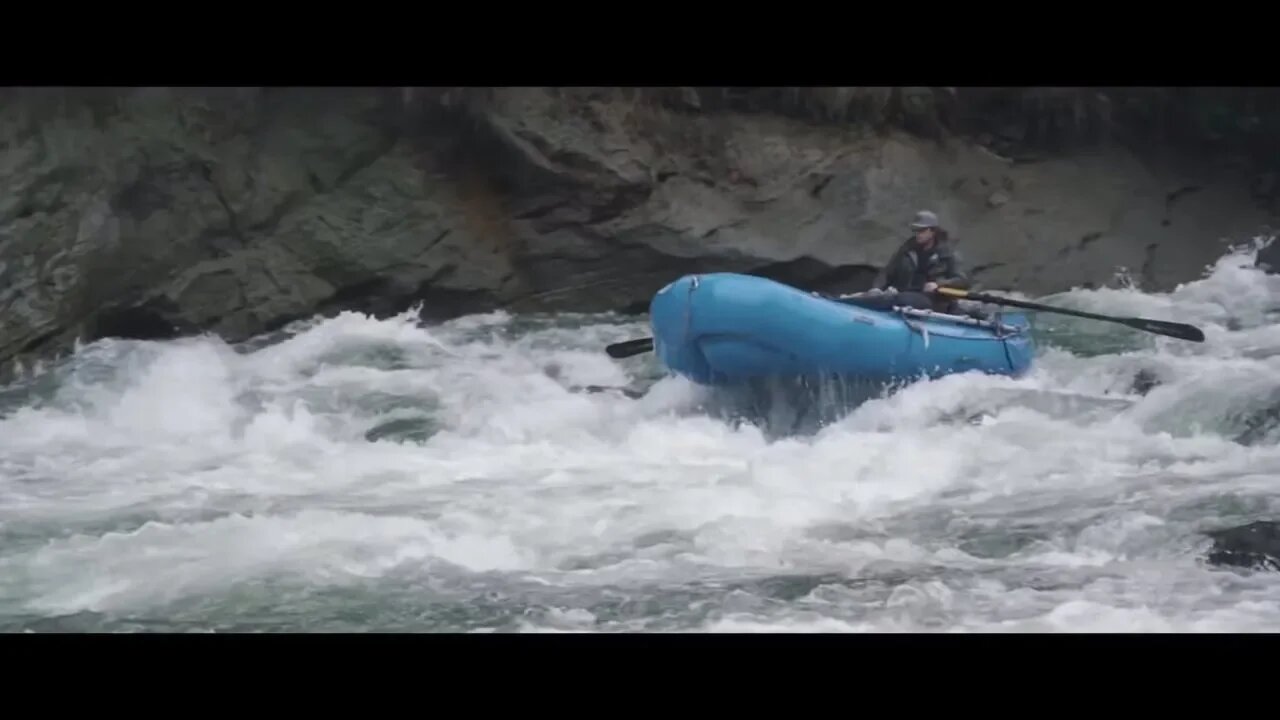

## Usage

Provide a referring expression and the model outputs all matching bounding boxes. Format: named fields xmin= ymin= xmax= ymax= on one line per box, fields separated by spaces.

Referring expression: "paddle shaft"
xmin=934 ymin=287 xmax=1205 ymax=342
xmin=937 ymin=287 xmax=1102 ymax=318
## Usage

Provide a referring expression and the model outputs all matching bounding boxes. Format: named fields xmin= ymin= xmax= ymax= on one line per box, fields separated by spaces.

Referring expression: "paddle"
xmin=605 ymin=337 xmax=654 ymax=359
xmin=932 ymin=287 xmax=1205 ymax=342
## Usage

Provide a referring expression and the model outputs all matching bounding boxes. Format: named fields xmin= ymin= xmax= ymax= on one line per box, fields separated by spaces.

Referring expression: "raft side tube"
xmin=649 ymin=273 xmax=1035 ymax=386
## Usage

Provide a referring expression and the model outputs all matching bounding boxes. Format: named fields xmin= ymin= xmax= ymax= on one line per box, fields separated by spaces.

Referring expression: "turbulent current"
xmin=2 ymin=247 xmax=1279 ymax=632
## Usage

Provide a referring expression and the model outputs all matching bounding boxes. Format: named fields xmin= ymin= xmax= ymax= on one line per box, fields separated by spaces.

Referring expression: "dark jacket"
xmin=878 ymin=234 xmax=968 ymax=291
xmin=876 ymin=231 xmax=970 ymax=311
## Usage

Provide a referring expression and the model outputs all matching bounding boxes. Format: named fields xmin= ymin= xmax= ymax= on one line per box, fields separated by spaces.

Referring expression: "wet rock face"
xmin=0 ymin=87 xmax=1276 ymax=375
xmin=0 ymin=88 xmax=513 ymax=374
xmin=1205 ymin=521 xmax=1280 ymax=572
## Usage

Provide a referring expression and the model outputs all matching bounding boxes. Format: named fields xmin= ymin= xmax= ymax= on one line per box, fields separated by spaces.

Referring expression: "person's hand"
xmin=923 ymin=282 xmax=939 ymax=293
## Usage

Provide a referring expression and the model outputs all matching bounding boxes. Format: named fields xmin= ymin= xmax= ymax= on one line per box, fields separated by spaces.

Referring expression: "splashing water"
xmin=1 ymin=246 xmax=1279 ymax=632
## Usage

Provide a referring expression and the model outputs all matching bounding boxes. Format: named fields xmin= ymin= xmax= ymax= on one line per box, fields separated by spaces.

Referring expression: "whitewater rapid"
xmin=1 ymin=246 xmax=1278 ymax=632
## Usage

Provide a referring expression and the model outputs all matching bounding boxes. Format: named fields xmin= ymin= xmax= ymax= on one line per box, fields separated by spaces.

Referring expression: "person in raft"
xmin=846 ymin=210 xmax=972 ymax=314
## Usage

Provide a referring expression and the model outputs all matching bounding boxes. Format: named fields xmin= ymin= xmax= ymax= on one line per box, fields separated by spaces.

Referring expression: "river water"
xmin=1 ymin=247 xmax=1278 ymax=632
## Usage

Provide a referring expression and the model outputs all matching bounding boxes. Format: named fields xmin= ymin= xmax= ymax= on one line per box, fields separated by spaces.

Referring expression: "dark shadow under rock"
xmin=86 ymin=299 xmax=196 ymax=343
xmin=747 ymin=257 xmax=880 ymax=297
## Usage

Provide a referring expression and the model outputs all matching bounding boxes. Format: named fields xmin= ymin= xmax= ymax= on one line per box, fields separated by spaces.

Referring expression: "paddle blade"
xmin=606 ymin=337 xmax=654 ymax=358
xmin=1123 ymin=317 xmax=1205 ymax=342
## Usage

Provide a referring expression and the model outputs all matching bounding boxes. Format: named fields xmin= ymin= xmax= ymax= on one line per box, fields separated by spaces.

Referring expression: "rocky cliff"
xmin=2 ymin=87 xmax=1277 ymax=375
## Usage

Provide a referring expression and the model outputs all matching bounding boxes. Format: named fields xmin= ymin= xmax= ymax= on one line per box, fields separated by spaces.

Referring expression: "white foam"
xmin=0 ymin=248 xmax=1277 ymax=629
xmin=7 ymin=509 xmax=533 ymax=615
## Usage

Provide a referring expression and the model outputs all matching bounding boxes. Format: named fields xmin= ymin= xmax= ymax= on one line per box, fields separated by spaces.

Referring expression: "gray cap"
xmin=910 ymin=210 xmax=939 ymax=230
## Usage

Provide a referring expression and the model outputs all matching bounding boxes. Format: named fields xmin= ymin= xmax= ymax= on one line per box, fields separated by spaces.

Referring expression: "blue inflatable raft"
xmin=648 ymin=273 xmax=1035 ymax=386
